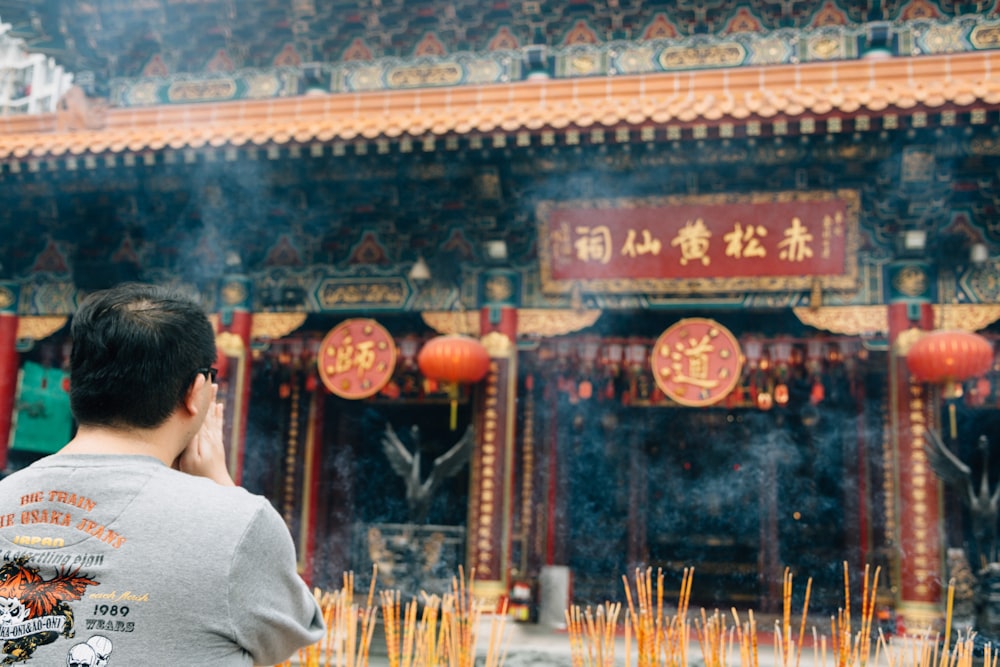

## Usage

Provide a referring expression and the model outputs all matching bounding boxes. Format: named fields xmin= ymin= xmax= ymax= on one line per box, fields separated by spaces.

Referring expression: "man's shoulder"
xmin=159 ymin=468 xmax=268 ymax=509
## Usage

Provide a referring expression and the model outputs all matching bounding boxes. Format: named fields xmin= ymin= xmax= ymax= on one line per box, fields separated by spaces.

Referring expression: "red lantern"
xmin=907 ymin=329 xmax=995 ymax=439
xmin=417 ymin=335 xmax=490 ymax=383
xmin=417 ymin=334 xmax=491 ymax=429
xmin=906 ymin=330 xmax=994 ymax=389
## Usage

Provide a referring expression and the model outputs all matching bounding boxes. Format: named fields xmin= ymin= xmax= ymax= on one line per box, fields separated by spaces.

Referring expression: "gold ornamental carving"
xmin=216 ymin=331 xmax=246 ymax=356
xmin=387 ymin=64 xmax=462 ymax=88
xmin=481 ymin=331 xmax=514 ymax=358
xmin=484 ymin=274 xmax=514 ymax=302
xmin=517 ymin=309 xmax=601 ymax=336
xmin=933 ymin=304 xmax=1000 ymax=331
xmin=318 ymin=279 xmax=408 ymax=309
xmin=894 ymin=327 xmax=925 ymax=357
xmin=421 ymin=311 xmax=480 ymax=337
xmin=795 ymin=304 xmax=1000 ymax=338
xmin=15 ymin=316 xmax=68 ymax=342
xmin=251 ymin=312 xmax=307 ymax=340
xmin=658 ymin=43 xmax=745 ymax=69
xmin=892 ymin=266 xmax=928 ymax=297
xmin=793 ymin=306 xmax=888 ymax=335
xmin=167 ymin=79 xmax=238 ymax=103
xmin=971 ymin=25 xmax=1000 ymax=49
xmin=421 ymin=309 xmax=602 ymax=338
xmin=0 ymin=287 xmax=14 ymax=310
xmin=220 ymin=280 xmax=248 ymax=306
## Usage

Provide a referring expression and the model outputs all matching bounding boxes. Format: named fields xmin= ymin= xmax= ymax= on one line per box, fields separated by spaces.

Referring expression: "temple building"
xmin=2 ymin=0 xmax=1000 ymax=629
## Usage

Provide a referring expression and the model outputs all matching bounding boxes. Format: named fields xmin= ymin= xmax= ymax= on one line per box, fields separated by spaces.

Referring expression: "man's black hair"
xmin=69 ymin=283 xmax=217 ymax=429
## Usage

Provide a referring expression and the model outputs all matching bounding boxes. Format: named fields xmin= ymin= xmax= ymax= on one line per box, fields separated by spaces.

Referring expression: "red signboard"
xmin=537 ymin=190 xmax=859 ymax=294
xmin=317 ymin=319 xmax=397 ymax=399
xmin=651 ymin=318 xmax=743 ymax=407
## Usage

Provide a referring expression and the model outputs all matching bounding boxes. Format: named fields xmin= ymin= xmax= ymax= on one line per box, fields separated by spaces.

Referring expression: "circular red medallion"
xmin=651 ymin=318 xmax=744 ymax=407
xmin=317 ymin=319 xmax=397 ymax=399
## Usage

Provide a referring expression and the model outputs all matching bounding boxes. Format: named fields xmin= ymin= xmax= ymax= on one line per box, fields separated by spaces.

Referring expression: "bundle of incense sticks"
xmin=871 ymin=574 xmax=998 ymax=667
xmin=566 ymin=601 xmax=622 ymax=667
xmin=440 ymin=567 xmax=510 ymax=667
xmin=379 ymin=566 xmax=510 ymax=667
xmin=766 ymin=567 xmax=812 ymax=667
xmin=279 ymin=561 xmax=1000 ymax=667
xmin=694 ymin=608 xmax=734 ymax=667
xmin=564 ymin=562 xmax=1000 ymax=667
xmin=275 ymin=569 xmax=379 ymax=667
xmin=826 ymin=562 xmax=879 ymax=667
xmin=275 ymin=566 xmax=509 ymax=667
xmin=611 ymin=565 xmax=695 ymax=667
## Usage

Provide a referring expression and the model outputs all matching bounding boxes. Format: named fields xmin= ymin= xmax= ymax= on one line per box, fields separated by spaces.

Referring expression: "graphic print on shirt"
xmin=0 ymin=555 xmax=98 ymax=664
xmin=66 ymin=634 xmax=113 ymax=666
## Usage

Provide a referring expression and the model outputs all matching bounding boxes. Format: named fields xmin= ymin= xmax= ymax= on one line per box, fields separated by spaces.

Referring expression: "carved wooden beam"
xmin=793 ymin=304 xmax=1000 ymax=336
xmin=422 ymin=308 xmax=601 ymax=338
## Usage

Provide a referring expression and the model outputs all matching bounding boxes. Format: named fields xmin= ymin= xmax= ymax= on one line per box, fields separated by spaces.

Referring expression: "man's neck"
xmin=60 ymin=426 xmax=177 ymax=467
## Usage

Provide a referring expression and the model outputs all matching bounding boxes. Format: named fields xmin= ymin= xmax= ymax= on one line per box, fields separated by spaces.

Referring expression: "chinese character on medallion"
xmin=651 ymin=318 xmax=743 ymax=407
xmin=318 ymin=319 xmax=397 ymax=399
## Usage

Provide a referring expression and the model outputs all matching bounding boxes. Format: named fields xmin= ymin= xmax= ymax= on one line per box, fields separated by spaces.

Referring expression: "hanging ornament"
xmin=969 ymin=377 xmax=990 ymax=407
xmin=742 ymin=338 xmax=762 ymax=370
xmin=317 ymin=319 xmax=397 ymax=400
xmin=906 ymin=329 xmax=994 ymax=438
xmin=417 ymin=334 xmax=491 ymax=429
xmin=810 ymin=380 xmax=825 ymax=405
xmin=906 ymin=330 xmax=994 ymax=392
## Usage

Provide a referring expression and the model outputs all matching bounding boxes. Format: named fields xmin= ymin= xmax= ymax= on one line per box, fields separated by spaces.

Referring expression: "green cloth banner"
xmin=11 ymin=361 xmax=72 ymax=455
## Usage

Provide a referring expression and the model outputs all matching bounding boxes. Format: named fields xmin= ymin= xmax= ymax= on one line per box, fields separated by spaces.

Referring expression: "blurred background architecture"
xmin=1 ymin=0 xmax=1000 ymax=630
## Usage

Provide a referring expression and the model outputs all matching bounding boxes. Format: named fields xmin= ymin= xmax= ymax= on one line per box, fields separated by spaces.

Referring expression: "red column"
xmin=467 ymin=303 xmax=518 ymax=607
xmin=216 ymin=276 xmax=253 ymax=486
xmin=0 ymin=303 xmax=19 ymax=471
xmin=888 ymin=299 xmax=943 ymax=630
xmin=299 ymin=388 xmax=324 ymax=586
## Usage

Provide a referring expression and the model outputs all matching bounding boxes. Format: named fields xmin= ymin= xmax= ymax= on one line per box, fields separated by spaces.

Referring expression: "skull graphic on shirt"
xmin=0 ymin=596 xmax=27 ymax=625
xmin=66 ymin=635 xmax=113 ymax=667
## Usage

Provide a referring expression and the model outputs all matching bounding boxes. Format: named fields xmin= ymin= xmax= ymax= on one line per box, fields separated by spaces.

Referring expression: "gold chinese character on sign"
xmin=778 ymin=217 xmax=814 ymax=262
xmin=723 ymin=222 xmax=767 ymax=259
xmin=573 ymin=225 xmax=613 ymax=263
xmin=666 ymin=334 xmax=718 ymax=389
xmin=621 ymin=229 xmax=663 ymax=257
xmin=671 ymin=218 xmax=711 ymax=266
xmin=334 ymin=338 xmax=376 ymax=375
xmin=820 ymin=212 xmax=843 ymax=260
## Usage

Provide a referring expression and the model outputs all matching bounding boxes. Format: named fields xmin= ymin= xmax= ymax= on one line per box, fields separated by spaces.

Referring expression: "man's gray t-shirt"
xmin=0 ymin=454 xmax=325 ymax=666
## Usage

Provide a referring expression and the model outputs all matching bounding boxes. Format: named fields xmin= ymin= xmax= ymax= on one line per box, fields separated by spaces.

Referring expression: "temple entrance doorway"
xmin=564 ymin=405 xmax=858 ymax=613
xmin=326 ymin=400 xmax=474 ymax=598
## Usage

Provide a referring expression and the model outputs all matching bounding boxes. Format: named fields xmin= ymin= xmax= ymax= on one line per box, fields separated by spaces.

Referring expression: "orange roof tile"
xmin=2 ymin=52 xmax=999 ymax=160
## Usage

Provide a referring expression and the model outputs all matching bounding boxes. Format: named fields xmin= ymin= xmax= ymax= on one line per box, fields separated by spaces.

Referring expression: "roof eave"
xmin=2 ymin=51 xmax=999 ymax=160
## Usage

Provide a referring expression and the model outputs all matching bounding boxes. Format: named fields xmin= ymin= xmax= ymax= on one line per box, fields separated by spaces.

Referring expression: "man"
xmin=0 ymin=283 xmax=325 ymax=665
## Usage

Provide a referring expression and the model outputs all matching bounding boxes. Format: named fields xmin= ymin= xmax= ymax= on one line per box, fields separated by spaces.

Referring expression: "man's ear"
xmin=182 ymin=374 xmax=206 ymax=416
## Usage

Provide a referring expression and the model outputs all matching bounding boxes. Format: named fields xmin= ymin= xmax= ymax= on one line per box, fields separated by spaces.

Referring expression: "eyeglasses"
xmin=196 ymin=367 xmax=218 ymax=383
